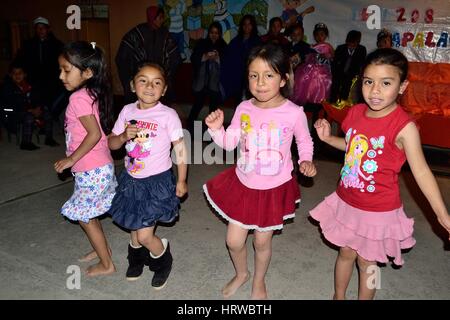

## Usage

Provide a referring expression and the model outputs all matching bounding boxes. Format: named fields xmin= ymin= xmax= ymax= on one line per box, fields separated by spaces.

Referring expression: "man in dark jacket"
xmin=16 ymin=16 xmax=62 ymax=146
xmin=330 ymin=30 xmax=367 ymax=103
xmin=115 ymin=6 xmax=182 ymax=105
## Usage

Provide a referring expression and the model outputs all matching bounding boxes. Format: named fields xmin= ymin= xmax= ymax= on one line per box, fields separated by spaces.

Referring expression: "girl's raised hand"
xmin=299 ymin=160 xmax=317 ymax=177
xmin=205 ymin=109 xmax=224 ymax=131
xmin=122 ymin=124 xmax=138 ymax=142
xmin=314 ymin=118 xmax=331 ymax=142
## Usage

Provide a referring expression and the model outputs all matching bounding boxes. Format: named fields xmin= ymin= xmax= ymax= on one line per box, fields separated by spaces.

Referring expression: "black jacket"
xmin=115 ymin=23 xmax=181 ymax=104
xmin=16 ymin=33 xmax=64 ymax=105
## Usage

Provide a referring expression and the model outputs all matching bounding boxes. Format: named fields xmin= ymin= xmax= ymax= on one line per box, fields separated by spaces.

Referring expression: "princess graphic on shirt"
xmin=340 ymin=131 xmax=374 ymax=189
xmin=240 ymin=113 xmax=252 ymax=152
xmin=238 ymin=118 xmax=286 ymax=176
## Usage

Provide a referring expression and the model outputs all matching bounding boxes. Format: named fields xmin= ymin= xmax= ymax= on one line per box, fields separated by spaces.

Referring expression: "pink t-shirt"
xmin=112 ymin=101 xmax=184 ymax=178
xmin=209 ymin=99 xmax=314 ymax=190
xmin=64 ymin=88 xmax=113 ymax=172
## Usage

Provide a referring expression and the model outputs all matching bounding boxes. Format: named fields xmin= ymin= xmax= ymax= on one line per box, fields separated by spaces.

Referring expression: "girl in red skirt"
xmin=204 ymin=44 xmax=316 ymax=299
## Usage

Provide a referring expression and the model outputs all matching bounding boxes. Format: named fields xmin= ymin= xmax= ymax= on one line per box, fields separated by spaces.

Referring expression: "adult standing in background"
xmin=220 ymin=14 xmax=261 ymax=105
xmin=188 ymin=22 xmax=227 ymax=135
xmin=116 ymin=6 xmax=181 ymax=105
xmin=330 ymin=30 xmax=367 ymax=103
xmin=16 ymin=16 xmax=62 ymax=146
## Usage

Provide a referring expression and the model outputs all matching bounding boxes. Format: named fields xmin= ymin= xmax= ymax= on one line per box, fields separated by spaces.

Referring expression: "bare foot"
xmin=251 ymin=281 xmax=267 ymax=300
xmin=222 ymin=271 xmax=250 ymax=299
xmin=78 ymin=248 xmax=112 ymax=263
xmin=85 ymin=262 xmax=116 ymax=277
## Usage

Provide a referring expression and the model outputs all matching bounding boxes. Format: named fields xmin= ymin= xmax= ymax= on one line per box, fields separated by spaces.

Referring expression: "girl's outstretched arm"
xmin=314 ymin=118 xmax=346 ymax=151
xmin=398 ymin=122 xmax=450 ymax=238
xmin=54 ymin=115 xmax=102 ymax=173
xmin=172 ymin=138 xmax=188 ymax=198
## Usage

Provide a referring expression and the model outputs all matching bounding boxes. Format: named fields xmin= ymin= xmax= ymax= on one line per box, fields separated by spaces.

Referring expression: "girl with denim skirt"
xmin=108 ymin=62 xmax=187 ymax=290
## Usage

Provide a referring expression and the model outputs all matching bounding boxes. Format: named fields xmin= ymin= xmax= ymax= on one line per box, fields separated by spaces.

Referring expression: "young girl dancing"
xmin=54 ymin=41 xmax=116 ymax=276
xmin=204 ymin=43 xmax=316 ymax=299
xmin=108 ymin=62 xmax=187 ymax=290
xmin=311 ymin=48 xmax=450 ymax=300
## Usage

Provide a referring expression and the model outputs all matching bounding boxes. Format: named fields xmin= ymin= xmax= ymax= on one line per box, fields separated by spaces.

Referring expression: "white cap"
xmin=33 ymin=17 xmax=49 ymax=26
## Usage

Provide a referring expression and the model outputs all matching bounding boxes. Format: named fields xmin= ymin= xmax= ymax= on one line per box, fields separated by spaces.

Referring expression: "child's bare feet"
xmin=85 ymin=262 xmax=116 ymax=277
xmin=78 ymin=248 xmax=112 ymax=262
xmin=222 ymin=271 xmax=250 ymax=299
xmin=251 ymin=281 xmax=267 ymax=300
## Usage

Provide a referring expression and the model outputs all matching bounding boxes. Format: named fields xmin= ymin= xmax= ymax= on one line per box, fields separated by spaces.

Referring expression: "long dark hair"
xmin=60 ymin=41 xmax=113 ymax=134
xmin=238 ymin=14 xmax=258 ymax=39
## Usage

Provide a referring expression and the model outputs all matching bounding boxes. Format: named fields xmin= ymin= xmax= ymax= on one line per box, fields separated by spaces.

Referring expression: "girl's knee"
xmin=339 ymin=247 xmax=358 ymax=260
xmin=356 ymin=255 xmax=376 ymax=271
xmin=137 ymin=232 xmax=155 ymax=246
xmin=226 ymin=237 xmax=245 ymax=252
xmin=253 ymin=236 xmax=271 ymax=252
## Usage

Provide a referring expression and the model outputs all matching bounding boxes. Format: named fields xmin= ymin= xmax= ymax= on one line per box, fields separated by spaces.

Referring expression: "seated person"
xmin=288 ymin=23 xmax=315 ymax=70
xmin=261 ymin=17 xmax=290 ymax=51
xmin=0 ymin=62 xmax=58 ymax=150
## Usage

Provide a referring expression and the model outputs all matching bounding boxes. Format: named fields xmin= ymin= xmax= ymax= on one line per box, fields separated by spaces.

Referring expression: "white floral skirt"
xmin=61 ymin=163 xmax=117 ymax=223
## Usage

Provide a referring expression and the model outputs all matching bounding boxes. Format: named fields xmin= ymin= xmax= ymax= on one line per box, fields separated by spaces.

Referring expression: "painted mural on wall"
xmin=159 ymin=0 xmax=268 ymax=61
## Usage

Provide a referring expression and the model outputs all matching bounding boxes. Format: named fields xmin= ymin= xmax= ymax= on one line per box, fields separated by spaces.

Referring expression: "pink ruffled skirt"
xmin=310 ymin=192 xmax=416 ymax=265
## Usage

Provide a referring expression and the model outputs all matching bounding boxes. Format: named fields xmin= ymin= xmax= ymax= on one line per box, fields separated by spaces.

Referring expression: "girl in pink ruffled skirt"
xmin=311 ymin=48 xmax=450 ymax=300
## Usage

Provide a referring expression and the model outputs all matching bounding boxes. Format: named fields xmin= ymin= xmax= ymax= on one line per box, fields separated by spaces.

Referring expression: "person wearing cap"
xmin=15 ymin=16 xmax=63 ymax=146
xmin=115 ymin=6 xmax=182 ymax=105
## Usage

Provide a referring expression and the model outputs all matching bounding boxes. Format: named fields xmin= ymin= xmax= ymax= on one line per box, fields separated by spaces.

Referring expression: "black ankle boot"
xmin=126 ymin=244 xmax=150 ymax=281
xmin=148 ymin=239 xmax=173 ymax=290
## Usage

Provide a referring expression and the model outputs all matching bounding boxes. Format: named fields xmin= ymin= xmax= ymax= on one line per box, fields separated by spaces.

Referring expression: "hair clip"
xmin=91 ymin=42 xmax=96 ymax=49
xmin=315 ymin=22 xmax=327 ymax=29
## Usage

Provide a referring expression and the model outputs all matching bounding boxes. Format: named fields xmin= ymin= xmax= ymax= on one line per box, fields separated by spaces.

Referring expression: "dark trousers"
xmin=22 ymin=109 xmax=53 ymax=143
xmin=188 ymin=89 xmax=222 ymax=134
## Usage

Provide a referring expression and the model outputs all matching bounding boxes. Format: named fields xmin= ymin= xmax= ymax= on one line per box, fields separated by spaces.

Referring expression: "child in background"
xmin=108 ymin=62 xmax=187 ymax=290
xmin=311 ymin=48 xmax=450 ymax=299
xmin=204 ymin=44 xmax=316 ymax=299
xmin=54 ymin=41 xmax=116 ymax=276
xmin=0 ymin=62 xmax=56 ymax=150
xmin=292 ymin=22 xmax=334 ymax=106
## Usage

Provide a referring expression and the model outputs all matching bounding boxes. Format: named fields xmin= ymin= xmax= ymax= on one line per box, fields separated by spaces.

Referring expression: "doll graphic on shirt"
xmin=340 ymin=130 xmax=374 ymax=190
xmin=125 ymin=129 xmax=155 ymax=174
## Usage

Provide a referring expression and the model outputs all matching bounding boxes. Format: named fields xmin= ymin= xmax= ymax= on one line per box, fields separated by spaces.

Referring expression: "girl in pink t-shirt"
xmin=108 ymin=62 xmax=187 ymax=290
xmin=54 ymin=41 xmax=117 ymax=277
xmin=204 ymin=43 xmax=317 ymax=299
xmin=311 ymin=48 xmax=450 ymax=300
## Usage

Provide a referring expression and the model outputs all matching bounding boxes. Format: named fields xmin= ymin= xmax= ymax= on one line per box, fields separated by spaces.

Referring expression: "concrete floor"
xmin=0 ymin=105 xmax=449 ymax=300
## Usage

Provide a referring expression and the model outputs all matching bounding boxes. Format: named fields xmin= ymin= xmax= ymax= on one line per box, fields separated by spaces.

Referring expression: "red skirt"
xmin=203 ymin=167 xmax=300 ymax=232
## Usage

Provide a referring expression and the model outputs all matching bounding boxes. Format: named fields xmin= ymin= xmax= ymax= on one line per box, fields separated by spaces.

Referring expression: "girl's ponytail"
xmin=61 ymin=41 xmax=114 ymax=135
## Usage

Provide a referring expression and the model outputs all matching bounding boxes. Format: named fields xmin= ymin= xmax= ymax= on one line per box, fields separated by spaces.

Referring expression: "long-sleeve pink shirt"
xmin=208 ymin=99 xmax=314 ymax=190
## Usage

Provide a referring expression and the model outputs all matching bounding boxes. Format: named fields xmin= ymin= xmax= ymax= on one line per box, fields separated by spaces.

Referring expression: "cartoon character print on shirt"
xmin=124 ymin=119 xmax=158 ymax=175
xmin=341 ymin=128 xmax=384 ymax=193
xmin=237 ymin=116 xmax=289 ymax=176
